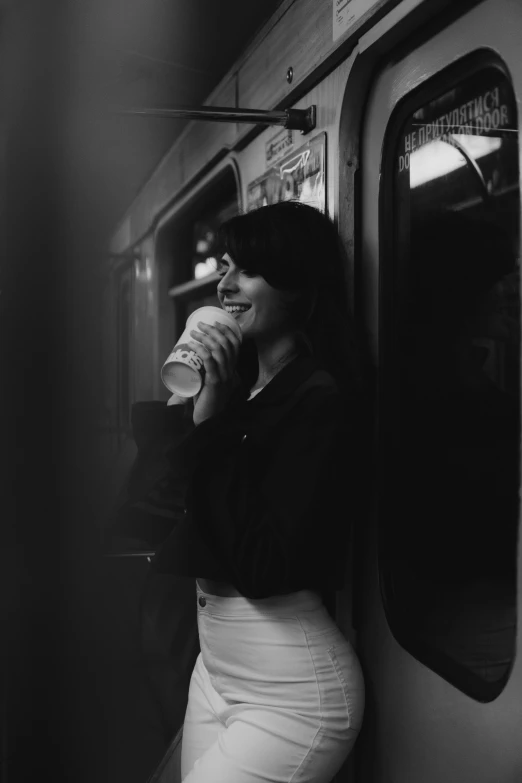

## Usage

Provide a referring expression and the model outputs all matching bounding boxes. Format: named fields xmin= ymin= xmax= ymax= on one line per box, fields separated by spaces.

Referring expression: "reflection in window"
xmin=380 ymin=62 xmax=520 ymax=701
xmin=410 ymin=135 xmax=501 ymax=188
xmin=191 ymin=197 xmax=238 ymax=281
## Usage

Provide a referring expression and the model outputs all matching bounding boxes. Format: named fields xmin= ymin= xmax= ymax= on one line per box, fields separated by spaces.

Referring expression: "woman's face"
xmin=216 ymin=253 xmax=297 ymax=341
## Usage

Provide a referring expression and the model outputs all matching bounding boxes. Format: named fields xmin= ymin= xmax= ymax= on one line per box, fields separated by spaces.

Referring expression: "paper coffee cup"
xmin=161 ymin=306 xmax=242 ymax=397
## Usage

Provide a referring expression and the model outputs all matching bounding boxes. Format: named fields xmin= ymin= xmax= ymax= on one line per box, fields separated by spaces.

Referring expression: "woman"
xmin=120 ymin=201 xmax=366 ymax=782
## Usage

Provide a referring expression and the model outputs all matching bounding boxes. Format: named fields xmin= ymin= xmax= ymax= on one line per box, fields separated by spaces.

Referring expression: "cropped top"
xmin=112 ymin=355 xmax=363 ymax=600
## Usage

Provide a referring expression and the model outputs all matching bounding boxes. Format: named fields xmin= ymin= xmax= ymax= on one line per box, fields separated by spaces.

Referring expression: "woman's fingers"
xmin=189 ymin=321 xmax=239 ymax=380
xmin=212 ymin=321 xmax=241 ymax=352
xmin=189 ymin=329 xmax=228 ymax=374
xmin=188 ymin=321 xmax=241 ymax=426
xmin=186 ymin=338 xmax=222 ymax=384
xmin=195 ymin=321 xmax=239 ymax=357
xmin=208 ymin=322 xmax=241 ymax=373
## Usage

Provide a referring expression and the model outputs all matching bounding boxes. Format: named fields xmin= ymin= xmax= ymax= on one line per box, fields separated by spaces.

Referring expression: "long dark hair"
xmin=219 ymin=201 xmax=362 ymax=395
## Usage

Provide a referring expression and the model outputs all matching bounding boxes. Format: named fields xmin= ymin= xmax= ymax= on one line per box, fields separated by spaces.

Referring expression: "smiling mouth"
xmin=224 ymin=305 xmax=251 ymax=317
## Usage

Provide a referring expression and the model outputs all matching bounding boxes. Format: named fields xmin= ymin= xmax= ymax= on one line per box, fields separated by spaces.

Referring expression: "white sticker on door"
xmin=333 ymin=0 xmax=382 ymax=42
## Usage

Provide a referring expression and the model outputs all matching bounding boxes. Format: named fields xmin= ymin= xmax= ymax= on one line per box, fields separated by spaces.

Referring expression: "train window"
xmin=191 ymin=196 xmax=237 ymax=281
xmin=181 ymin=193 xmax=239 ymax=320
xmin=379 ymin=56 xmax=520 ymax=701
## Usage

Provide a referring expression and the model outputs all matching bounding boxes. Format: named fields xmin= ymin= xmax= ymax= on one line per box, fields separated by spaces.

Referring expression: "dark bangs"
xmin=219 ymin=202 xmax=366 ymax=395
xmin=219 ymin=203 xmax=316 ymax=291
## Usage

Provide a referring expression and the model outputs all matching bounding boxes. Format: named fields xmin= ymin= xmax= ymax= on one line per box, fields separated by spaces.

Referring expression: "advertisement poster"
xmin=265 ymin=128 xmax=294 ymax=167
xmin=247 ymin=133 xmax=326 ymax=213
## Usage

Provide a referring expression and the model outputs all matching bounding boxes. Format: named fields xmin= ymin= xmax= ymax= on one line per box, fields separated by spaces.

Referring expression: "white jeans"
xmin=180 ymin=582 xmax=365 ymax=782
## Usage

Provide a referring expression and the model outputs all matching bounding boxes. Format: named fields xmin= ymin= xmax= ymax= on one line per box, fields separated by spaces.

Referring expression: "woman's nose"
xmin=217 ymin=269 xmax=239 ymax=295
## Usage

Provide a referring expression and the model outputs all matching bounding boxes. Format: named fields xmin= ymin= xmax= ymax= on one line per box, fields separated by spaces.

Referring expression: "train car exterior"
xmin=105 ymin=1 xmax=522 ymax=781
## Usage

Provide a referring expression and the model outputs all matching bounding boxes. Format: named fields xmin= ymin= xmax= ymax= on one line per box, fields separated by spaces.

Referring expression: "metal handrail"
xmin=444 ymin=134 xmax=491 ymax=203
xmin=114 ymin=104 xmax=316 ymax=134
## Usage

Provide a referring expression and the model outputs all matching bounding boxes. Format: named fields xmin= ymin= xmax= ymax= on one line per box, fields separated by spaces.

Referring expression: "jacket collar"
xmin=237 ymin=354 xmax=328 ymax=409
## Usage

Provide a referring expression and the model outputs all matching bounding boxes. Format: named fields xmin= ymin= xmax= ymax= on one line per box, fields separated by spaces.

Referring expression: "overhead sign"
xmin=247 ymin=132 xmax=326 ymax=213
xmin=333 ymin=0 xmax=382 ymax=42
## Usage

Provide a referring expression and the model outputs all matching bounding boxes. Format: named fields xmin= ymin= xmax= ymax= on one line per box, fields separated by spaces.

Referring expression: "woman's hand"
xmin=167 ymin=392 xmax=188 ymax=406
xmin=186 ymin=320 xmax=242 ymax=426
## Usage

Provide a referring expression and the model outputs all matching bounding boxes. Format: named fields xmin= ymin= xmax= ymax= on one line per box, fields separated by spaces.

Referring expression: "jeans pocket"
xmin=327 ymin=645 xmax=365 ymax=731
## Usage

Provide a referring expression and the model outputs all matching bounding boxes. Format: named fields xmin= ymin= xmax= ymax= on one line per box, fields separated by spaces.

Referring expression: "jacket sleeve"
xmin=109 ymin=401 xmax=196 ymax=546
xmin=190 ymin=390 xmax=351 ymax=598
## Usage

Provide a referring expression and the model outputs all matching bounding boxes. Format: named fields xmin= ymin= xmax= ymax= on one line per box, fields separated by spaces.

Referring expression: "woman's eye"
xmin=214 ymin=261 xmax=228 ymax=275
xmin=213 ymin=259 xmax=257 ymax=278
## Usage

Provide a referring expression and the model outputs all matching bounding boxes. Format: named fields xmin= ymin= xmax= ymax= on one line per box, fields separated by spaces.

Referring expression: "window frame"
xmin=377 ymin=49 xmax=520 ymax=702
xmin=116 ymin=261 xmax=135 ymax=440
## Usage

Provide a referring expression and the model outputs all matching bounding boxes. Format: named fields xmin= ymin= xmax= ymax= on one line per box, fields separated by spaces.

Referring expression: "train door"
xmin=354 ymin=2 xmax=522 ymax=781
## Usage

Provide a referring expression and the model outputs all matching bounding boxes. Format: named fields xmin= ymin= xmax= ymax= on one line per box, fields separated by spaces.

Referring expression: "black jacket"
xmin=113 ymin=355 xmax=362 ymax=599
